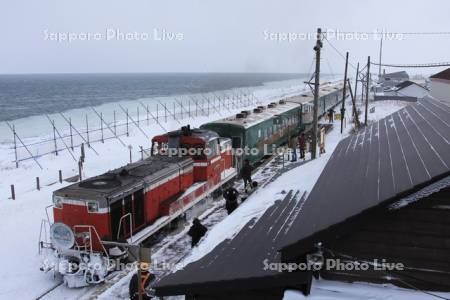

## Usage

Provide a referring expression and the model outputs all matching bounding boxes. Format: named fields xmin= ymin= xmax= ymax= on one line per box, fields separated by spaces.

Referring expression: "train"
xmin=38 ymin=81 xmax=344 ymax=288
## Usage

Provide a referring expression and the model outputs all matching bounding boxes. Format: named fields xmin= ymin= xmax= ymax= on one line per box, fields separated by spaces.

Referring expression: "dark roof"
xmin=430 ymin=68 xmax=450 ymax=81
xmin=279 ymin=97 xmax=450 ymax=260
xmin=54 ymin=156 xmax=192 ymax=206
xmin=395 ymin=80 xmax=427 ymax=91
xmin=382 ymin=71 xmax=409 ymax=80
xmin=154 ymin=190 xmax=310 ymax=296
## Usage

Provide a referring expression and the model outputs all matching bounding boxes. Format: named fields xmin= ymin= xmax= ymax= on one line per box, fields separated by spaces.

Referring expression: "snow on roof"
xmin=205 ymin=82 xmax=343 ymax=129
xmin=381 ymin=71 xmax=409 ymax=79
xmin=284 ymin=279 xmax=450 ymax=300
xmin=430 ymin=68 xmax=450 ymax=81
xmin=154 ymin=190 xmax=310 ymax=296
xmin=394 ymin=80 xmax=427 ymax=91
xmin=279 ymin=97 xmax=450 ymax=258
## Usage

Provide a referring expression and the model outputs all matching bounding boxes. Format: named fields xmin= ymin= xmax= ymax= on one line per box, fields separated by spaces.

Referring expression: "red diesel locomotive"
xmin=40 ymin=126 xmax=235 ymax=287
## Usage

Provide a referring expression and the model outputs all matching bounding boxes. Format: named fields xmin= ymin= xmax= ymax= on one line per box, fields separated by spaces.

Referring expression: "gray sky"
xmin=1 ymin=0 xmax=450 ymax=74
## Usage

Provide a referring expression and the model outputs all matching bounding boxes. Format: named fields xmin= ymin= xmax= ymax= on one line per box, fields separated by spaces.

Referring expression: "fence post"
xmin=86 ymin=114 xmax=90 ymax=148
xmin=78 ymin=160 xmax=83 ymax=181
xmin=12 ymin=124 xmax=18 ymax=168
xmin=137 ymin=106 xmax=140 ymax=126
xmin=11 ymin=185 xmax=15 ymax=200
xmin=156 ymin=104 xmax=159 ymax=122
xmin=164 ymin=104 xmax=167 ymax=122
xmin=59 ymin=170 xmax=63 ymax=183
xmin=80 ymin=142 xmax=85 ymax=163
xmin=126 ymin=109 xmax=129 ymax=137
xmin=173 ymin=102 xmax=176 ymax=120
xmin=100 ymin=112 xmax=104 ymax=143
xmin=128 ymin=145 xmax=133 ymax=164
xmin=52 ymin=120 xmax=58 ymax=156
xmin=69 ymin=117 xmax=74 ymax=151
xmin=146 ymin=105 xmax=149 ymax=126
xmin=36 ymin=177 xmax=40 ymax=190
xmin=140 ymin=146 xmax=144 ymax=160
xmin=113 ymin=110 xmax=117 ymax=136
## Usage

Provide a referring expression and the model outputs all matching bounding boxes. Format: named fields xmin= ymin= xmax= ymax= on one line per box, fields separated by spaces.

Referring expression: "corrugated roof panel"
xmin=154 ymin=191 xmax=307 ymax=295
xmin=278 ymin=97 xmax=450 ymax=258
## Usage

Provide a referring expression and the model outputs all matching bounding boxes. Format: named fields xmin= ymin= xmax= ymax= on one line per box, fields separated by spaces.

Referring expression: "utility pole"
xmin=378 ymin=35 xmax=383 ymax=82
xmin=340 ymin=52 xmax=349 ymax=134
xmin=354 ymin=63 xmax=359 ymax=104
xmin=311 ymin=28 xmax=322 ymax=160
xmin=365 ymin=56 xmax=370 ymax=126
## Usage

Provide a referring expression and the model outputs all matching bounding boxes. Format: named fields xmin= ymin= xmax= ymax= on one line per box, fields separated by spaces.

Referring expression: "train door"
xmin=110 ymin=200 xmax=122 ymax=240
xmin=133 ymin=189 xmax=145 ymax=230
xmin=231 ymin=136 xmax=242 ymax=169
xmin=122 ymin=194 xmax=133 ymax=237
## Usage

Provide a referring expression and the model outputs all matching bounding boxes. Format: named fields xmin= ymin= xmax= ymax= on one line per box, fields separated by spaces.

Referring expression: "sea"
xmin=0 ymin=73 xmax=306 ymax=122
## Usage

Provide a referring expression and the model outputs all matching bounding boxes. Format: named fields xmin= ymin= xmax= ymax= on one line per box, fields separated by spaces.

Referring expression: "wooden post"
xmin=86 ymin=114 xmax=90 ymax=148
xmin=340 ymin=52 xmax=349 ymax=134
xmin=81 ymin=142 xmax=85 ymax=163
xmin=137 ymin=106 xmax=140 ymax=125
xmin=52 ymin=120 xmax=58 ymax=155
xmin=36 ymin=177 xmax=40 ymax=190
xmin=129 ymin=145 xmax=133 ymax=164
xmin=311 ymin=28 xmax=322 ymax=160
xmin=59 ymin=170 xmax=63 ymax=183
xmin=12 ymin=124 xmax=18 ymax=168
xmin=140 ymin=146 xmax=144 ymax=160
xmin=69 ymin=117 xmax=74 ymax=151
xmin=126 ymin=108 xmax=129 ymax=137
xmin=113 ymin=110 xmax=117 ymax=136
xmin=365 ymin=56 xmax=370 ymax=126
xmin=100 ymin=112 xmax=104 ymax=143
xmin=11 ymin=185 xmax=15 ymax=200
xmin=78 ymin=160 xmax=83 ymax=181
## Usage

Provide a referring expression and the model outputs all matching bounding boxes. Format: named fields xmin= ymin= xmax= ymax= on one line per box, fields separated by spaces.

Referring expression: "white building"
xmin=380 ymin=71 xmax=409 ymax=88
xmin=430 ymin=68 xmax=450 ymax=104
xmin=393 ymin=81 xmax=429 ymax=98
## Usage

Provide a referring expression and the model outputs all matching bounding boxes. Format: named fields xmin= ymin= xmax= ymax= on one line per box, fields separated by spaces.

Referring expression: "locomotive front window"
xmin=87 ymin=201 xmax=99 ymax=213
xmin=53 ymin=196 xmax=63 ymax=209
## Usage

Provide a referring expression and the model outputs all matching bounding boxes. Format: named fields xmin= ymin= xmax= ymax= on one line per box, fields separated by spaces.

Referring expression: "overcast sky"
xmin=1 ymin=0 xmax=450 ymax=75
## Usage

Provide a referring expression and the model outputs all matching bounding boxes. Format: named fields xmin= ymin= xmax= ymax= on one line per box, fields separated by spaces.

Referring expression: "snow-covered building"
xmin=392 ymin=80 xmax=429 ymax=98
xmin=153 ymin=98 xmax=450 ymax=300
xmin=430 ymin=68 xmax=450 ymax=104
xmin=380 ymin=71 xmax=409 ymax=88
xmin=375 ymin=80 xmax=429 ymax=101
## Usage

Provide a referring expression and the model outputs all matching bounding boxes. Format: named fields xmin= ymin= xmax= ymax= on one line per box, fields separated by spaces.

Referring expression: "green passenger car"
xmin=201 ymin=81 xmax=344 ymax=166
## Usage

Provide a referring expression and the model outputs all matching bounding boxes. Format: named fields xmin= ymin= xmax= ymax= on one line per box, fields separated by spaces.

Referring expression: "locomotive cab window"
xmin=87 ymin=201 xmax=99 ymax=213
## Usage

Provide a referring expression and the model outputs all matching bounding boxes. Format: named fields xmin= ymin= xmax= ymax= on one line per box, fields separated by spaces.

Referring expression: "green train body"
xmin=201 ymin=81 xmax=344 ymax=165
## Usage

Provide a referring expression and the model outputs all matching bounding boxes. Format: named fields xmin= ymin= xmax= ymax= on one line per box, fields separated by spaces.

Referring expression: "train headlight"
xmin=50 ymin=223 xmax=75 ymax=250
xmin=87 ymin=201 xmax=99 ymax=213
xmin=53 ymin=196 xmax=63 ymax=209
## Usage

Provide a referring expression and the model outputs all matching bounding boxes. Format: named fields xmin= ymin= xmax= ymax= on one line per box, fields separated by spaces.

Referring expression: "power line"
xmin=324 ymin=31 xmax=450 ymax=36
xmin=371 ymin=62 xmax=450 ymax=68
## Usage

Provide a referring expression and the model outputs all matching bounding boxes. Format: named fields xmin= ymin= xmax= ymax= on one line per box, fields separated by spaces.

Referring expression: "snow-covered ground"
xmin=0 ymin=79 xmax=314 ymax=300
xmin=0 ymin=88 xmax=414 ymax=300
xmin=284 ymin=280 xmax=450 ymax=300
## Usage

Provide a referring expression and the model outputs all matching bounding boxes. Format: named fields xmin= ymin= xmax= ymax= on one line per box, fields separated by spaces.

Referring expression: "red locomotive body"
xmin=51 ymin=127 xmax=235 ymax=251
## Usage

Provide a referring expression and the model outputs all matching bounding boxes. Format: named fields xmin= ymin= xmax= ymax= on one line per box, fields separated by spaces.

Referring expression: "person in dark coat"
xmin=223 ymin=187 xmax=239 ymax=214
xmin=129 ymin=263 xmax=155 ymax=300
xmin=298 ymin=133 xmax=306 ymax=160
xmin=240 ymin=159 xmax=252 ymax=188
xmin=328 ymin=108 xmax=335 ymax=123
xmin=188 ymin=218 xmax=207 ymax=247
